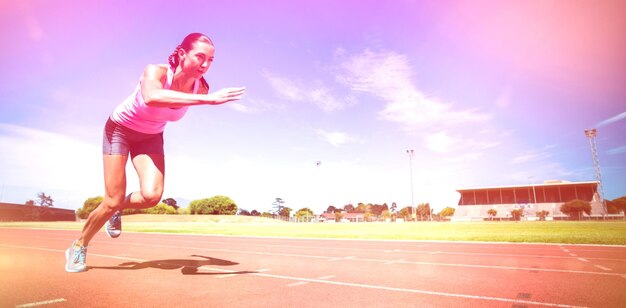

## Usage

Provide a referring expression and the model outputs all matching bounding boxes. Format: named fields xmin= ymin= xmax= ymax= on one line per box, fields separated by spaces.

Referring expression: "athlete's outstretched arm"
xmin=140 ymin=64 xmax=245 ymax=107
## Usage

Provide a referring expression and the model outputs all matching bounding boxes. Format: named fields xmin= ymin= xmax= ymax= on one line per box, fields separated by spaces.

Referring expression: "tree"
xmin=37 ymin=192 xmax=54 ymax=207
xmin=295 ymin=208 xmax=314 ymax=222
xmin=381 ymin=210 xmax=391 ymax=221
xmin=261 ymin=212 xmax=273 ymax=218
xmin=343 ymin=204 xmax=355 ymax=213
xmin=278 ymin=207 xmax=292 ymax=220
xmin=250 ymin=210 xmax=261 ymax=216
xmin=510 ymin=209 xmax=524 ymax=221
xmin=398 ymin=207 xmax=412 ymax=221
xmin=370 ymin=203 xmax=388 ymax=216
xmin=355 ymin=203 xmax=369 ymax=214
xmin=326 ymin=205 xmax=337 ymax=213
xmin=188 ymin=195 xmax=237 ymax=215
xmin=272 ymin=198 xmax=285 ymax=217
xmin=487 ymin=209 xmax=497 ymax=221
xmin=25 ymin=200 xmax=35 ymax=206
xmin=560 ymin=199 xmax=591 ymax=220
xmin=144 ymin=202 xmax=177 ymax=214
xmin=416 ymin=203 xmax=431 ymax=221
xmin=238 ymin=209 xmax=251 ymax=216
xmin=536 ymin=210 xmax=549 ymax=221
xmin=438 ymin=207 xmax=455 ymax=218
xmin=76 ymin=196 xmax=104 ymax=219
xmin=608 ymin=196 xmax=626 ymax=214
xmin=334 ymin=211 xmax=344 ymax=222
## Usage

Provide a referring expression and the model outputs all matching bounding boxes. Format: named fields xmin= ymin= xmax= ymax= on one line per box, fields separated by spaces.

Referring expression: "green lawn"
xmin=1 ymin=216 xmax=625 ymax=245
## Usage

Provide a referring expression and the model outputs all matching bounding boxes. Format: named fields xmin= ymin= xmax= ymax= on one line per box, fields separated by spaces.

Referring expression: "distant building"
xmin=319 ymin=212 xmax=366 ymax=223
xmin=0 ymin=202 xmax=77 ymax=222
xmin=452 ymin=180 xmax=613 ymax=221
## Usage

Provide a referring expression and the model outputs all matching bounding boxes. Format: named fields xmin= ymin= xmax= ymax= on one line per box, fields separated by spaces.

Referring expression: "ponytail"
xmin=168 ymin=45 xmax=183 ymax=68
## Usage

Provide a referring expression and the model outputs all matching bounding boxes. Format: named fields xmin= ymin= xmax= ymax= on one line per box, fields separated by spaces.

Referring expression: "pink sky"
xmin=1 ymin=0 xmax=624 ymax=213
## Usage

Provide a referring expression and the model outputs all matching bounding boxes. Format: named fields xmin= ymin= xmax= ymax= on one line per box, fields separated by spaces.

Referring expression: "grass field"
xmin=1 ymin=215 xmax=625 ymax=245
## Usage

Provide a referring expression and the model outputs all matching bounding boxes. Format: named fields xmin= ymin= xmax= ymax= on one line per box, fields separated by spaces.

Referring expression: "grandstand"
xmin=451 ymin=180 xmax=608 ymax=221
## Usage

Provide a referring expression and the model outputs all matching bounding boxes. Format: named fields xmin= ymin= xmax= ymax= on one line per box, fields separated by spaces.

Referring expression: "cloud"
xmin=424 ymin=131 xmax=458 ymax=153
xmin=261 ymin=70 xmax=354 ymax=112
xmin=229 ymin=97 xmax=287 ymax=114
xmin=316 ymin=130 xmax=363 ymax=147
xmin=510 ymin=146 xmax=556 ymax=164
xmin=597 ymin=111 xmax=626 ymax=127
xmin=607 ymin=146 xmax=626 ymax=155
xmin=334 ymin=49 xmax=492 ymax=128
xmin=230 ymin=103 xmax=255 ymax=113
xmin=0 ymin=124 xmax=103 ymax=208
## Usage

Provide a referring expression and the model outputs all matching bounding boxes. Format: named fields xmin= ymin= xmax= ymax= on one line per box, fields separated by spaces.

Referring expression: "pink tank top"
xmin=110 ymin=66 xmax=199 ymax=134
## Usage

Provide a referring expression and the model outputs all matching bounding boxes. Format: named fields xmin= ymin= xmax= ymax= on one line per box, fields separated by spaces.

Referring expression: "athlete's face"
xmin=180 ymin=41 xmax=214 ymax=77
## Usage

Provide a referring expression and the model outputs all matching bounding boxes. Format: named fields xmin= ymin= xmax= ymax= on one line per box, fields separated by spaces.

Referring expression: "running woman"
xmin=65 ymin=33 xmax=245 ymax=272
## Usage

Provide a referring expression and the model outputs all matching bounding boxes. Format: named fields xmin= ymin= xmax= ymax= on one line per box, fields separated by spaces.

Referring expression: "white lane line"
xmin=0 ymin=239 xmax=590 ymax=308
xmin=214 ymin=268 xmax=270 ymax=278
xmin=215 ymin=274 xmax=238 ymax=278
xmin=15 ymin=236 xmax=626 ymax=263
xmin=329 ymin=256 xmax=355 ymax=261
xmin=577 ymin=258 xmax=589 ymax=262
xmin=384 ymin=259 xmax=405 ymax=265
xmin=253 ymin=272 xmax=586 ymax=308
xmin=352 ymin=257 xmax=625 ymax=277
xmin=594 ymin=265 xmax=612 ymax=271
xmin=286 ymin=281 xmax=309 ymax=287
xmin=318 ymin=275 xmax=335 ymax=280
xmin=15 ymin=298 xmax=66 ymax=307
xmin=2 ymin=244 xmax=624 ymax=278
xmin=569 ymin=253 xmax=577 ymax=257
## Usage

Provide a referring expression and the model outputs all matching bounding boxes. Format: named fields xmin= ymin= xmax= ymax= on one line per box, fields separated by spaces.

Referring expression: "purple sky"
xmin=1 ymin=0 xmax=625 ymax=213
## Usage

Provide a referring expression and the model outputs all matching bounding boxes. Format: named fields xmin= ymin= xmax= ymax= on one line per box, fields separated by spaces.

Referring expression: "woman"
xmin=65 ymin=33 xmax=245 ymax=273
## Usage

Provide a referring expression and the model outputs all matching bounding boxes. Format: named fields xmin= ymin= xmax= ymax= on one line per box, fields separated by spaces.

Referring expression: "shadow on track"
xmin=89 ymin=254 xmax=256 ymax=275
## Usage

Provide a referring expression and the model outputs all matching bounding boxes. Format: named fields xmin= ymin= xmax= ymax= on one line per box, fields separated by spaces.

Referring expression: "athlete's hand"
xmin=207 ymin=87 xmax=246 ymax=105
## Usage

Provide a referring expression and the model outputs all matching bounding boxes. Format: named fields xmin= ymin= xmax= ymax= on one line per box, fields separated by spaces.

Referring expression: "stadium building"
xmin=452 ymin=180 xmax=607 ymax=221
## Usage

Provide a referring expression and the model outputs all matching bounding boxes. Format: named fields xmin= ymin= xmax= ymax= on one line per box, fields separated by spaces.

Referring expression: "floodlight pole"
xmin=529 ymin=176 xmax=537 ymax=211
xmin=584 ymin=128 xmax=607 ymax=216
xmin=406 ymin=149 xmax=415 ymax=221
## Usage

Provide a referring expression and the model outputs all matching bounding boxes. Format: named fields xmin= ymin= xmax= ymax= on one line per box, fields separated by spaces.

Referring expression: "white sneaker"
xmin=105 ymin=210 xmax=122 ymax=238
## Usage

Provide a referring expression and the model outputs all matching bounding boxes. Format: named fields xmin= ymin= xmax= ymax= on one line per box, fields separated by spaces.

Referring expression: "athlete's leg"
xmin=76 ymin=154 xmax=128 ymax=247
xmin=124 ymin=153 xmax=165 ymax=209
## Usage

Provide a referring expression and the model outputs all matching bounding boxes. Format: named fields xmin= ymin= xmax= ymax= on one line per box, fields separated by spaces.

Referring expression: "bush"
xmin=536 ymin=210 xmax=550 ymax=221
xmin=510 ymin=209 xmax=524 ymax=221
xmin=188 ymin=195 xmax=237 ymax=215
xmin=76 ymin=196 xmax=103 ymax=219
xmin=560 ymin=199 xmax=591 ymax=220
xmin=144 ymin=203 xmax=178 ymax=214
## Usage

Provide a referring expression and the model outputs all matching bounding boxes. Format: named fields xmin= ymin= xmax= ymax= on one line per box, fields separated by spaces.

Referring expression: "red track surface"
xmin=1 ymin=228 xmax=625 ymax=307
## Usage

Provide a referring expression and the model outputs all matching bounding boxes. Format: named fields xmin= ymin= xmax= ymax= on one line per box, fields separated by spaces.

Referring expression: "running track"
xmin=1 ymin=228 xmax=625 ymax=307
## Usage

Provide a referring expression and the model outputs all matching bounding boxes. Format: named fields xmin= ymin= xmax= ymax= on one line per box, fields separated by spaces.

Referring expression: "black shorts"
xmin=102 ymin=118 xmax=164 ymax=157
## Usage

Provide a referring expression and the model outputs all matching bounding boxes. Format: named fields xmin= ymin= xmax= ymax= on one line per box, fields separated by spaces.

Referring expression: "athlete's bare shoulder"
xmin=142 ymin=64 xmax=169 ymax=86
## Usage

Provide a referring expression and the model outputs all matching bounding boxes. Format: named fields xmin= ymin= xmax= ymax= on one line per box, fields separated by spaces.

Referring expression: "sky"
xmin=0 ymin=0 xmax=625 ymax=215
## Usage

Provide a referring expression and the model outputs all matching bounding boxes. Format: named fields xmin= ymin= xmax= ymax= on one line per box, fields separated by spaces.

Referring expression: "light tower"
xmin=584 ymin=128 xmax=607 ymax=215
xmin=406 ymin=149 xmax=415 ymax=220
